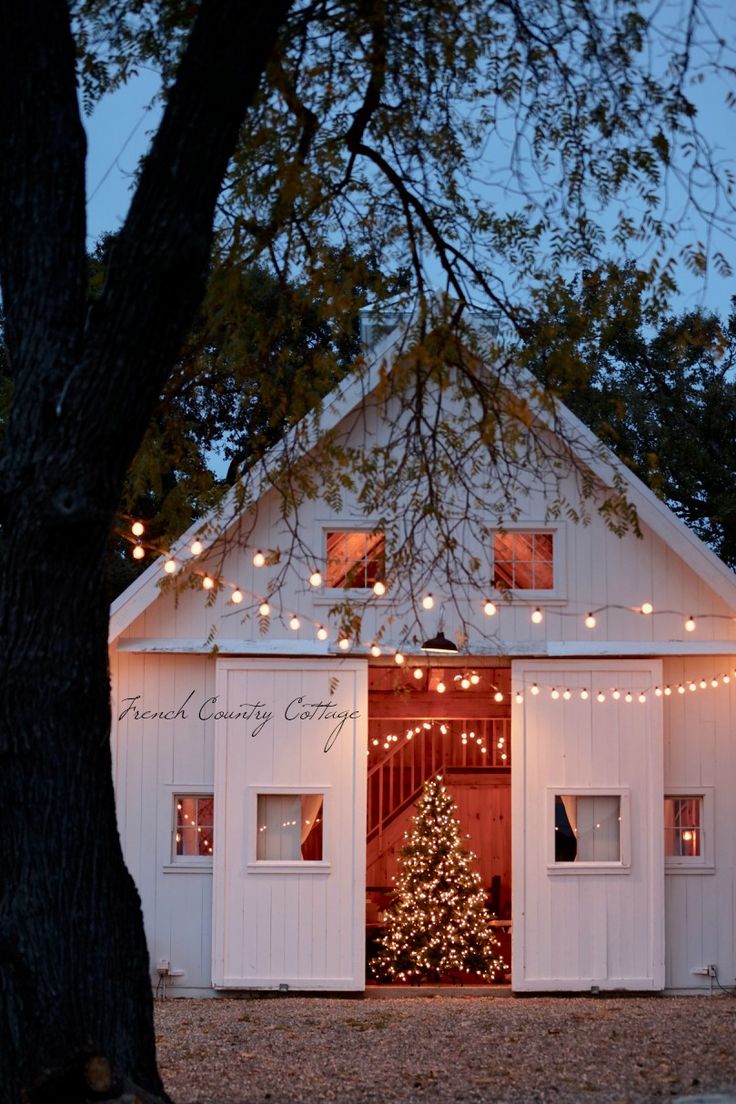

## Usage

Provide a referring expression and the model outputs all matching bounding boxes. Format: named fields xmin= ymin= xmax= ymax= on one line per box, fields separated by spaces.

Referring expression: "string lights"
xmin=119 ymin=520 xmax=736 ymax=664
xmin=510 ymin=669 xmax=736 ymax=705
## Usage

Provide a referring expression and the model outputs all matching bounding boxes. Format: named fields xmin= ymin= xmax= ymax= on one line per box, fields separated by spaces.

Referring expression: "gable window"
xmin=664 ymin=792 xmax=713 ymax=870
xmin=325 ymin=530 xmax=385 ymax=589
xmin=494 ymin=531 xmax=554 ymax=591
xmin=256 ymin=793 xmax=324 ymax=861
xmin=174 ymin=794 xmax=214 ymax=859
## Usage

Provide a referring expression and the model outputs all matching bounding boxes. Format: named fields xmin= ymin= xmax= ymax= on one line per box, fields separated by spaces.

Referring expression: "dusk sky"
xmin=83 ymin=65 xmax=736 ymax=318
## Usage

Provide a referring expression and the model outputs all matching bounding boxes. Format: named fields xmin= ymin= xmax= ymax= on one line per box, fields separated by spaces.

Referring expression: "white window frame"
xmin=164 ymin=785 xmax=214 ymax=873
xmin=547 ymin=786 xmax=631 ymax=875
xmin=315 ymin=523 xmax=387 ymax=601
xmin=664 ymin=788 xmax=714 ymax=873
xmin=491 ymin=523 xmax=566 ymax=603
xmin=247 ymin=784 xmax=332 ymax=875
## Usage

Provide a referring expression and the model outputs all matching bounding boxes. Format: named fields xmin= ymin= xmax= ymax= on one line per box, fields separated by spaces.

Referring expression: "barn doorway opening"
xmin=366 ymin=663 xmax=512 ymax=984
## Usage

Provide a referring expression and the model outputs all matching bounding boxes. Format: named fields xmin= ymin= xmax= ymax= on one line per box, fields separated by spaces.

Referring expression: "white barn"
xmin=109 ymin=324 xmax=736 ymax=995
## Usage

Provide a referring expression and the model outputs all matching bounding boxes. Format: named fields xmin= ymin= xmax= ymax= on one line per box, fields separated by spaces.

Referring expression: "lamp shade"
xmin=421 ymin=630 xmax=458 ymax=655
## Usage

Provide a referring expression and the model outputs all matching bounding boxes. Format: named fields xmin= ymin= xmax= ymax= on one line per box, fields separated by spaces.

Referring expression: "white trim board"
xmin=114 ymin=636 xmax=736 ymax=658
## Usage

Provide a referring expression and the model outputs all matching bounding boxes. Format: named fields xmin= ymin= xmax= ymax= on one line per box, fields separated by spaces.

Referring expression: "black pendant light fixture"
xmin=421 ymin=629 xmax=458 ymax=655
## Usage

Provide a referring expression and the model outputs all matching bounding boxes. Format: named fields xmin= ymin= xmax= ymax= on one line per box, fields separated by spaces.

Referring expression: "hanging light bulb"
xmin=641 ymin=602 xmax=654 ymax=615
xmin=596 ymin=691 xmax=605 ymax=703
xmin=688 ymin=681 xmax=697 ymax=692
xmin=373 ymin=580 xmax=386 ymax=597
xmin=309 ymin=571 xmax=323 ymax=588
xmin=421 ymin=594 xmax=435 ymax=610
xmin=724 ymin=674 xmax=731 ymax=684
xmin=711 ymin=678 xmax=719 ymax=688
xmin=515 ymin=692 xmax=523 ymax=704
xmin=371 ymin=644 xmax=381 ymax=657
xmin=394 ymin=651 xmax=405 ymax=665
xmin=259 ymin=601 xmax=271 ymax=617
xmin=654 ymin=686 xmax=663 ymax=697
xmin=231 ymin=589 xmax=243 ymax=604
xmin=677 ymin=684 xmax=685 ymax=694
xmin=624 ymin=691 xmax=633 ymax=703
xmin=163 ymin=558 xmax=177 ymax=574
xmin=664 ymin=685 xmax=672 ymax=696
xmin=413 ymin=668 xmax=424 ymax=681
xmin=580 ymin=689 xmax=589 ymax=700
xmin=190 ymin=539 xmax=204 ymax=556
xmin=316 ymin=625 xmax=328 ymax=641
xmin=530 ymin=683 xmax=540 ymax=696
xmin=470 ymin=673 xmax=480 ymax=685
xmin=550 ymin=688 xmax=560 ymax=700
xmin=338 ymin=638 xmax=351 ymax=651
xmin=531 ymin=607 xmax=543 ymax=624
xmin=612 ymin=689 xmax=621 ymax=701
xmin=289 ymin=614 xmax=301 ymax=631
xmin=685 ymin=616 xmax=696 ymax=632
xmin=563 ymin=688 xmax=572 ymax=701
xmin=584 ymin=613 xmax=597 ymax=629
xmin=253 ymin=550 xmax=266 ymax=567
xmin=638 ymin=692 xmax=647 ymax=703
xmin=202 ymin=575 xmax=214 ymax=590
xmin=483 ymin=600 xmax=497 ymax=617
xmin=131 ymin=521 xmax=145 ymax=537
xmin=436 ymin=681 xmax=446 ymax=694
xmin=132 ymin=543 xmax=145 ymax=560
xmin=699 ymin=679 xmax=708 ymax=690
xmin=494 ymin=690 xmax=504 ymax=703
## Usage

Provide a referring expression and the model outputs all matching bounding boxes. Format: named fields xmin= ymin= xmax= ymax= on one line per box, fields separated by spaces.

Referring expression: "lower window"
xmin=664 ymin=796 xmax=702 ymax=858
xmin=555 ymin=794 xmax=621 ymax=862
xmin=174 ymin=794 xmax=214 ymax=858
xmin=256 ymin=793 xmax=324 ymax=861
xmin=664 ymin=791 xmax=713 ymax=870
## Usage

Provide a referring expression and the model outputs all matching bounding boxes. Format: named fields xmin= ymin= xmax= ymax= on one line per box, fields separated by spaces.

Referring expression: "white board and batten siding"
xmin=661 ymin=655 xmax=736 ymax=991
xmin=212 ymin=657 xmax=367 ymax=990
xmin=512 ymin=660 xmax=665 ymax=991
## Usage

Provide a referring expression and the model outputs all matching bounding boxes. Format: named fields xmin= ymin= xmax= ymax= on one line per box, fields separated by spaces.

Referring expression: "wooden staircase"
xmin=367 ymin=716 xmax=511 ymax=882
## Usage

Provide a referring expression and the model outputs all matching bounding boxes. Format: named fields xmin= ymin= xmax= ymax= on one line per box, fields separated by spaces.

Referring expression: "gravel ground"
xmin=154 ymin=993 xmax=736 ymax=1104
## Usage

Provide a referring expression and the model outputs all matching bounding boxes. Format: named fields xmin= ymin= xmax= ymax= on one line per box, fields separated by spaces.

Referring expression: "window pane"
xmin=664 ymin=797 xmax=702 ymax=857
xmin=256 ymin=794 xmax=324 ymax=860
xmin=555 ymin=795 xmax=621 ymax=862
xmin=175 ymin=795 xmax=214 ymax=857
xmin=493 ymin=531 xmax=554 ymax=590
xmin=325 ymin=531 xmax=385 ymax=589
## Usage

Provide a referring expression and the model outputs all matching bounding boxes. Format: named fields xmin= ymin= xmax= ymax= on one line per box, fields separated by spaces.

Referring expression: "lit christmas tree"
xmin=371 ymin=776 xmax=506 ymax=983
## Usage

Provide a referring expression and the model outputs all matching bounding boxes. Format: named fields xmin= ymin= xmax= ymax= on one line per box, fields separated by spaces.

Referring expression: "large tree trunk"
xmin=0 ymin=1 xmax=292 ymax=1098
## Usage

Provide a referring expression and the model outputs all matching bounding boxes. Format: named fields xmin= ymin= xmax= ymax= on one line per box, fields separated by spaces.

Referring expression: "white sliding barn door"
xmin=512 ymin=660 xmax=664 ymax=991
xmin=212 ymin=658 xmax=367 ymax=990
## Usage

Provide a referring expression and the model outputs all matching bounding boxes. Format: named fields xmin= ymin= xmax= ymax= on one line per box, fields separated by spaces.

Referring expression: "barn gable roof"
xmin=109 ymin=322 xmax=736 ymax=642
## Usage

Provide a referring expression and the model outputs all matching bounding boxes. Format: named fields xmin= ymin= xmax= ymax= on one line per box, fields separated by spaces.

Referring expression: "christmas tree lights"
xmin=371 ymin=777 xmax=506 ymax=984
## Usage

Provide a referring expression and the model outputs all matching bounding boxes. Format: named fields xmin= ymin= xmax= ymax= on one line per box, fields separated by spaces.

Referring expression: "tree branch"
xmin=75 ymin=0 xmax=294 ymax=487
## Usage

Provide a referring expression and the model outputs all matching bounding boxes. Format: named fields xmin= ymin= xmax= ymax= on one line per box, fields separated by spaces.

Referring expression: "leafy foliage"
xmin=526 ymin=264 xmax=736 ymax=567
xmin=71 ymin=1 xmax=736 ymax=614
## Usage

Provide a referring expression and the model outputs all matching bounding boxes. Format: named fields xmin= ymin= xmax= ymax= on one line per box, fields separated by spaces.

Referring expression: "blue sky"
xmin=83 ymin=63 xmax=736 ymax=319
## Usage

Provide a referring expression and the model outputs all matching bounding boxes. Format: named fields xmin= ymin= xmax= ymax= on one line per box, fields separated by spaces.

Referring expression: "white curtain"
xmin=574 ymin=795 xmax=620 ymax=861
xmin=256 ymin=795 xmax=301 ymax=860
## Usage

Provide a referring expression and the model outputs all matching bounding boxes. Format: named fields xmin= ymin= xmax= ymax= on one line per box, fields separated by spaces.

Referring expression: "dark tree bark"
xmin=0 ymin=2 xmax=292 ymax=1099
